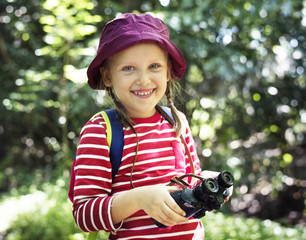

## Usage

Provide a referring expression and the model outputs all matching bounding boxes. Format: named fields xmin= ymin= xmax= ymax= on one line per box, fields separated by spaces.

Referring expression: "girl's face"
xmin=102 ymin=42 xmax=170 ymax=118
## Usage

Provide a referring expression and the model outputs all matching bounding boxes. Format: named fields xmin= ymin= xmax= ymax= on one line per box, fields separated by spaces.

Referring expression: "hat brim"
xmin=87 ymin=31 xmax=186 ymax=89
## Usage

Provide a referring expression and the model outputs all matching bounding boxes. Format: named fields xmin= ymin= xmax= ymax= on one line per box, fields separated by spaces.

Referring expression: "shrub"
xmin=2 ymin=179 xmax=109 ymax=240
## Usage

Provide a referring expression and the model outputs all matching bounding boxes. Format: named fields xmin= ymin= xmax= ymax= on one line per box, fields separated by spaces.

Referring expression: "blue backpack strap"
xmin=157 ymin=106 xmax=174 ymax=124
xmin=160 ymin=106 xmax=173 ymax=121
xmin=157 ymin=106 xmax=186 ymax=139
xmin=103 ymin=109 xmax=124 ymax=180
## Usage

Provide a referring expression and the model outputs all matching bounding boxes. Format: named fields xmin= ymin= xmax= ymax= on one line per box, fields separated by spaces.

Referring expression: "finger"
xmin=162 ymin=201 xmax=188 ymax=223
xmin=155 ymin=214 xmax=175 ymax=227
xmin=157 ymin=209 xmax=186 ymax=227
xmin=164 ymin=186 xmax=187 ymax=216
xmin=165 ymin=195 xmax=186 ymax=217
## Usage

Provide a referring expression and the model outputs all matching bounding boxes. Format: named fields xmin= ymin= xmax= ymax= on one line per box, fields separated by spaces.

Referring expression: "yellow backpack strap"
xmin=100 ymin=111 xmax=112 ymax=146
xmin=91 ymin=111 xmax=112 ymax=146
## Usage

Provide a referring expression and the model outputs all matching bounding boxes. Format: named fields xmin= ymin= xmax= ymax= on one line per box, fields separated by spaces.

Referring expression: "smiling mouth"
xmin=133 ymin=89 xmax=154 ymax=96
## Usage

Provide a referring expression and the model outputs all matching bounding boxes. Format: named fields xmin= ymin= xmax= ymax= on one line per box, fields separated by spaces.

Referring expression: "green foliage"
xmin=0 ymin=0 xmax=118 ymax=191
xmin=203 ymin=212 xmax=306 ymax=240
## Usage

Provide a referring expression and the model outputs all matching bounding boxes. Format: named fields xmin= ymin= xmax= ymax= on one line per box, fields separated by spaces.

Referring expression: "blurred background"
xmin=0 ymin=0 xmax=305 ymax=239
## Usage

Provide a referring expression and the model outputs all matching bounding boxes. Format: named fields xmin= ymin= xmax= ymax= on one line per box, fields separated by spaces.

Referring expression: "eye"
xmin=122 ymin=66 xmax=135 ymax=71
xmin=149 ymin=63 xmax=161 ymax=70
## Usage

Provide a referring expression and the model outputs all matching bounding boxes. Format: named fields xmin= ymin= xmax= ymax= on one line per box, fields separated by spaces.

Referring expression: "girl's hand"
xmin=137 ymin=185 xmax=188 ymax=227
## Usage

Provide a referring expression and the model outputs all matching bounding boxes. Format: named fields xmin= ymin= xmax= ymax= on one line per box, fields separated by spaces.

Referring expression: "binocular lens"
xmin=202 ymin=178 xmax=219 ymax=193
xmin=218 ymin=171 xmax=234 ymax=188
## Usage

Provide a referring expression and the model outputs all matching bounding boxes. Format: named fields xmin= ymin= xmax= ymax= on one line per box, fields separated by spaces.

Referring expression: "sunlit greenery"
xmin=0 ymin=0 xmax=305 ymax=238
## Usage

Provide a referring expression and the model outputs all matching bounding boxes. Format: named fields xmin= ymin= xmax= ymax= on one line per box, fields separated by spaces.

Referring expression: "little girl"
xmin=72 ymin=13 xmax=209 ymax=239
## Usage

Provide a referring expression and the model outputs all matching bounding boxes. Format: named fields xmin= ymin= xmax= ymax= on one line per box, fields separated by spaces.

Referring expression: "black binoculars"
xmin=152 ymin=170 xmax=234 ymax=228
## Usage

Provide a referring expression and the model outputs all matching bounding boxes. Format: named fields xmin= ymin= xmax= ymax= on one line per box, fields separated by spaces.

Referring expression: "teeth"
xmin=134 ymin=90 xmax=152 ymax=96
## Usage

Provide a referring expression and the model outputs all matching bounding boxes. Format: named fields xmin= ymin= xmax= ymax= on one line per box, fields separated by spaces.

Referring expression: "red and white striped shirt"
xmin=73 ymin=110 xmax=204 ymax=239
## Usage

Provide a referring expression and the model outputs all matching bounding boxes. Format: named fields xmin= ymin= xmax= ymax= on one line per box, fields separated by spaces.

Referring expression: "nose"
xmin=136 ymin=70 xmax=150 ymax=85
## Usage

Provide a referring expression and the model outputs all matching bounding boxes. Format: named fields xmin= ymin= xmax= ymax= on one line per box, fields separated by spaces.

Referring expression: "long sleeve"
xmin=72 ymin=115 xmax=121 ymax=232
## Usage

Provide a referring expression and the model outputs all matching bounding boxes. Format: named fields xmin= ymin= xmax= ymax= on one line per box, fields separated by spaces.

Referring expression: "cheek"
xmin=157 ymin=72 xmax=169 ymax=88
xmin=161 ymin=81 xmax=168 ymax=95
xmin=111 ymin=80 xmax=130 ymax=100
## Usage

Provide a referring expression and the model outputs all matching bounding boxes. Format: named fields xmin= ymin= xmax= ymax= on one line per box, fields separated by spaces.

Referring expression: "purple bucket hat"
xmin=87 ymin=13 xmax=186 ymax=89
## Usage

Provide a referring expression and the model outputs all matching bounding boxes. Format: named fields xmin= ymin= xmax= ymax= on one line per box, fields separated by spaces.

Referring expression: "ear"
xmin=99 ymin=67 xmax=112 ymax=87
